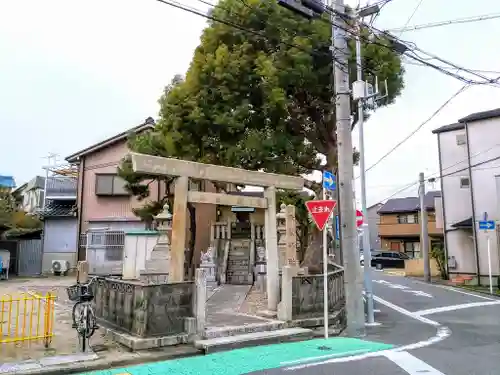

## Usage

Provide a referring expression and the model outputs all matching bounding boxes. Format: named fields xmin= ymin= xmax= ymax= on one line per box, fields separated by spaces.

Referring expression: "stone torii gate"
xmin=130 ymin=152 xmax=305 ymax=311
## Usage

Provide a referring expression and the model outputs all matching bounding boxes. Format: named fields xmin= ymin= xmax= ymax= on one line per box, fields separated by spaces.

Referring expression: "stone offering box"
xmin=92 ymin=276 xmax=201 ymax=351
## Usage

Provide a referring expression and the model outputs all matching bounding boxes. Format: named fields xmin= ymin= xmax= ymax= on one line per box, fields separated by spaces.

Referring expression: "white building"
xmin=433 ymin=107 xmax=500 ymax=285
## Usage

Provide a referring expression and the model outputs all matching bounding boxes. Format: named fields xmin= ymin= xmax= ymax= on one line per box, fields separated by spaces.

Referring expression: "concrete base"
xmin=257 ymin=309 xmax=278 ymax=319
xmin=195 ymin=328 xmax=314 ymax=353
xmin=289 ymin=309 xmax=345 ymax=330
xmin=204 ymin=321 xmax=287 ymax=339
xmin=102 ymin=326 xmax=195 ymax=351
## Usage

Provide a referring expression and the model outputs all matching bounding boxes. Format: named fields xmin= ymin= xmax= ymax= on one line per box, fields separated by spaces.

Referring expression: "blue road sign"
xmin=335 ymin=215 xmax=340 ymax=239
xmin=479 ymin=220 xmax=495 ymax=230
xmin=323 ymin=171 xmax=336 ymax=191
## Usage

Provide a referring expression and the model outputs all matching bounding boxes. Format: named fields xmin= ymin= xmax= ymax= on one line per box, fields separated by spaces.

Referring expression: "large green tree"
xmin=119 ymin=0 xmax=404 ymax=271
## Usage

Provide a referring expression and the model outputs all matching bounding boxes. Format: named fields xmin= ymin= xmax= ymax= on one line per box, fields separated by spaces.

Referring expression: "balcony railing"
xmin=378 ymin=222 xmax=443 ymax=237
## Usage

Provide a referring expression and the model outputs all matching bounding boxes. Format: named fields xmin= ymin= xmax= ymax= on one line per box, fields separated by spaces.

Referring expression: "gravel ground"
xmin=0 ymin=276 xmax=127 ymax=363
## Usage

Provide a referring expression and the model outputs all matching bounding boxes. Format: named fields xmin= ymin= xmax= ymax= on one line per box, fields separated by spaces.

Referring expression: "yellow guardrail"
xmin=0 ymin=292 xmax=55 ymax=347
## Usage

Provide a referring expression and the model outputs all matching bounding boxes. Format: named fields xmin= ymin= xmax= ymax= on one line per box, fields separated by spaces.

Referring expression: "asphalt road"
xmin=83 ymin=272 xmax=500 ymax=375
xmin=264 ymin=271 xmax=500 ymax=375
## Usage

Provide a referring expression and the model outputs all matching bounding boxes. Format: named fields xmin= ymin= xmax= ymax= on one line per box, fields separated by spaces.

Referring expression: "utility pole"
xmin=419 ymin=172 xmax=431 ymax=282
xmin=277 ymin=0 xmax=365 ymax=336
xmin=355 ymin=12 xmax=375 ymax=326
xmin=332 ymin=0 xmax=365 ymax=337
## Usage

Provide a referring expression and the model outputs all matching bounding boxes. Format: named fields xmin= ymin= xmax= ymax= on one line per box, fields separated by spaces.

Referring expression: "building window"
xmin=189 ymin=180 xmax=204 ymax=192
xmin=398 ymin=214 xmax=419 ymax=224
xmin=95 ymin=174 xmax=129 ymax=196
xmin=456 ymin=133 xmax=466 ymax=145
xmin=460 ymin=177 xmax=470 ymax=188
xmin=404 ymin=242 xmax=420 ymax=259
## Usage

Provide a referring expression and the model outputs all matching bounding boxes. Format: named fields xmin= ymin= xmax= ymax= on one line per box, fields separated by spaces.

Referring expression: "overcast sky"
xmin=1 ymin=0 xmax=499 ymax=206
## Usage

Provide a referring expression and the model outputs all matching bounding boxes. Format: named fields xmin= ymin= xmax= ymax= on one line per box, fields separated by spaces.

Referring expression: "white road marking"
xmin=284 ymin=326 xmax=451 ymax=371
xmin=414 ymin=301 xmax=500 ymax=316
xmin=372 ymin=295 xmax=440 ymax=326
xmin=374 ymin=279 xmax=433 ymax=298
xmin=404 ymin=290 xmax=433 ymax=298
xmin=410 ymin=279 xmax=496 ymax=301
xmin=284 ymin=296 xmax=452 ymax=371
xmin=388 ymin=284 xmax=409 ymax=290
xmin=384 ymin=350 xmax=446 ymax=374
xmin=280 ymin=349 xmax=372 ymax=365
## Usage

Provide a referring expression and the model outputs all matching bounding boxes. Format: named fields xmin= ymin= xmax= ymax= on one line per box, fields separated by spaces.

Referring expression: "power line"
xmin=397 ymin=0 xmax=424 ymax=37
xmin=360 ymin=84 xmax=469 ymax=176
xmin=182 ymin=0 xmax=500 ymax=87
xmin=437 ymin=154 xmax=500 ymax=180
xmin=403 ymin=59 xmax=500 ymax=75
xmin=360 ymin=22 xmax=500 ymax=87
xmin=388 ymin=12 xmax=500 ymax=33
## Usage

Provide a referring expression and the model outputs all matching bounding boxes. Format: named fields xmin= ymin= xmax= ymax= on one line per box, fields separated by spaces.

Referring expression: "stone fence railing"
xmin=277 ymin=266 xmax=345 ymax=322
xmin=91 ymin=269 xmax=206 ymax=339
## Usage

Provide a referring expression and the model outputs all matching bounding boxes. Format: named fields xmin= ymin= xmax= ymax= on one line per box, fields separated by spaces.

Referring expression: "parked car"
xmin=359 ymin=249 xmax=375 ymax=266
xmin=368 ymin=251 xmax=410 ymax=269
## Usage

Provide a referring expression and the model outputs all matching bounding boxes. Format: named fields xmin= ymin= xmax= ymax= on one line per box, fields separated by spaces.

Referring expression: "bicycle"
xmin=66 ymin=276 xmax=99 ymax=351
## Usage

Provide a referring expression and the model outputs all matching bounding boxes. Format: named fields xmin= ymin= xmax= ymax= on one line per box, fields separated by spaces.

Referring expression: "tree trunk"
xmin=186 ymin=202 xmax=197 ymax=279
xmin=300 ymin=228 xmax=323 ymax=274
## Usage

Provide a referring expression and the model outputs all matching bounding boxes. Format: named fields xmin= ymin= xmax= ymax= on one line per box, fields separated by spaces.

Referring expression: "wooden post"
xmin=170 ymin=176 xmax=189 ymax=282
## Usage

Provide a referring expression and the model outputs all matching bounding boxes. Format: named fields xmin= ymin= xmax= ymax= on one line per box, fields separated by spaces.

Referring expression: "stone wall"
xmin=291 ymin=269 xmax=345 ymax=320
xmin=92 ymin=277 xmax=195 ymax=337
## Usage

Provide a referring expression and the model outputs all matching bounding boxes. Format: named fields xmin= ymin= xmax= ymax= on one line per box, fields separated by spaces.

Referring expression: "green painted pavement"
xmin=81 ymin=337 xmax=393 ymax=375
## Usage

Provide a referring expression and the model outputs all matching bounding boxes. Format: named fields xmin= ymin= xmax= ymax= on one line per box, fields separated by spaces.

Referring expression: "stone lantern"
xmin=276 ymin=203 xmax=287 ymax=269
xmin=154 ymin=202 xmax=173 ymax=250
xmin=143 ymin=203 xmax=172 ymax=279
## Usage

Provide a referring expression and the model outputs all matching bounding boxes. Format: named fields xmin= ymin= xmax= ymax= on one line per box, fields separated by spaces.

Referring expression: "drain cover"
xmin=317 ymin=346 xmax=332 ymax=351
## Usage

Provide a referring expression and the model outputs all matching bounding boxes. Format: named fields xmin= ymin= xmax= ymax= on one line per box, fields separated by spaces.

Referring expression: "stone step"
xmin=195 ymin=327 xmax=314 ymax=353
xmin=204 ymin=321 xmax=288 ymax=339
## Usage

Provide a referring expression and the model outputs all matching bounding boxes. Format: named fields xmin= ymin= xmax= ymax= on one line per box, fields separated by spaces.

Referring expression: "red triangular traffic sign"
xmin=305 ymin=200 xmax=337 ymax=231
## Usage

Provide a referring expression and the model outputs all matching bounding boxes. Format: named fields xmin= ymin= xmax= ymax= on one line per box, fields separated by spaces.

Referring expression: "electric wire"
xmin=359 ymin=84 xmax=470 ymax=176
xmin=388 ymin=12 xmax=500 ymax=33
xmin=397 ymin=0 xmax=424 ymax=37
xmin=150 ymin=0 xmax=500 ymax=176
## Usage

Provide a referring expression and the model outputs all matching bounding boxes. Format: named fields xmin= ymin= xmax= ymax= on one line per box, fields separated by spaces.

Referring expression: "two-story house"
xmin=65 ymin=117 xmax=217 ymax=266
xmin=13 ymin=176 xmax=45 ymax=214
xmin=367 ymin=203 xmax=383 ymax=250
xmin=433 ymin=107 xmax=500 ymax=285
xmin=38 ymin=176 xmax=78 ymax=273
xmin=377 ymin=191 xmax=443 ymax=258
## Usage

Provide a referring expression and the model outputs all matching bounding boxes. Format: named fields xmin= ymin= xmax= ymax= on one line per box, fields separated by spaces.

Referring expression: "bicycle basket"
xmin=66 ymin=284 xmax=81 ymax=301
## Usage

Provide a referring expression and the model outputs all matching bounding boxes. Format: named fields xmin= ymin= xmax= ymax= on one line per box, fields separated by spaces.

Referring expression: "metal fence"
xmin=17 ymin=239 xmax=43 ymax=277
xmin=0 ymin=292 xmax=56 ymax=347
xmin=79 ymin=230 xmax=125 ymax=274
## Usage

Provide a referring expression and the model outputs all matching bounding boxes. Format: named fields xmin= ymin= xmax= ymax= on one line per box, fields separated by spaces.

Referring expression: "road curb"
xmin=21 ymin=346 xmax=202 ymax=375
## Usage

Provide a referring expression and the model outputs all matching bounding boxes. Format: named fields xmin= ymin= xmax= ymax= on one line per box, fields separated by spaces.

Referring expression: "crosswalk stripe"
xmin=384 ymin=350 xmax=446 ymax=375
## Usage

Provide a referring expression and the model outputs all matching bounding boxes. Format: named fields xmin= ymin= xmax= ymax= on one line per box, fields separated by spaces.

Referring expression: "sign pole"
xmin=322 ymin=188 xmax=329 ymax=339
xmin=487 ymin=234 xmax=493 ymax=295
xmin=479 ymin=213 xmax=495 ymax=293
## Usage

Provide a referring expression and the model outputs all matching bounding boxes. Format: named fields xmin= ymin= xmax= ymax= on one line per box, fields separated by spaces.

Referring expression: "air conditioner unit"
xmin=52 ymin=260 xmax=70 ymax=275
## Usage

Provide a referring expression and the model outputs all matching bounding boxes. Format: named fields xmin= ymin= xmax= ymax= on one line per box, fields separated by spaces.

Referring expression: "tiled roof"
xmin=26 ymin=176 xmax=45 ymax=191
xmin=459 ymin=108 xmax=500 ymax=123
xmin=66 ymin=117 xmax=155 ymax=163
xmin=432 ymin=108 xmax=500 ymax=134
xmin=378 ymin=191 xmax=441 ymax=214
xmin=431 ymin=123 xmax=465 ymax=134
xmin=38 ymin=200 xmax=77 ymax=218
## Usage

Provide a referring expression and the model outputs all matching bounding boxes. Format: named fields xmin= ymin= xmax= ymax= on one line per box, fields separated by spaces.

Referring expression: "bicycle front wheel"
xmin=72 ymin=302 xmax=84 ymax=327
xmin=85 ymin=307 xmax=97 ymax=338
